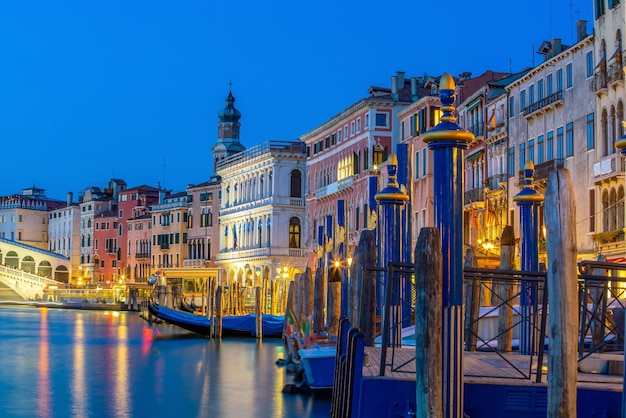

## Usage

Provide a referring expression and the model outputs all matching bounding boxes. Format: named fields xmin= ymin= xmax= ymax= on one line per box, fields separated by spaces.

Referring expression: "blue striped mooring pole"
xmin=375 ymin=154 xmax=409 ymax=346
xmin=422 ymin=73 xmax=474 ymax=418
xmin=513 ymin=160 xmax=544 ymax=355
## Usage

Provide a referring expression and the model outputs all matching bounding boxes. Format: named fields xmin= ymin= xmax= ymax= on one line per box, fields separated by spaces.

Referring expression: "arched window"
xmin=618 ymin=186 xmax=625 ymax=230
xmin=602 ymin=108 xmax=609 ymax=156
xmin=602 ymin=190 xmax=610 ymax=232
xmin=610 ymin=188 xmax=618 ymax=231
xmin=373 ymin=144 xmax=384 ymax=167
xmin=289 ymin=217 xmax=301 ymax=248
xmin=290 ymin=170 xmax=302 ymax=198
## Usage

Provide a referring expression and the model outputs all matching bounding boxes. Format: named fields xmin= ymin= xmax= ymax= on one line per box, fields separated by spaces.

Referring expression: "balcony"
xmin=591 ymin=71 xmax=608 ymax=94
xmin=464 ymin=188 xmax=484 ymax=206
xmin=518 ymin=158 xmax=564 ymax=185
xmin=136 ymin=252 xmax=150 ymax=260
xmin=183 ymin=259 xmax=212 ymax=268
xmin=607 ymin=61 xmax=624 ymax=87
xmin=106 ymin=246 xmax=117 ymax=255
xmin=159 ymin=242 xmax=170 ymax=250
xmin=315 ymin=175 xmax=354 ymax=199
xmin=486 ymin=174 xmax=508 ymax=191
xmin=522 ymin=91 xmax=564 ymax=117
xmin=220 ymin=195 xmax=306 ymax=216
xmin=593 ymin=154 xmax=626 ymax=183
xmin=215 ymin=246 xmax=305 ymax=262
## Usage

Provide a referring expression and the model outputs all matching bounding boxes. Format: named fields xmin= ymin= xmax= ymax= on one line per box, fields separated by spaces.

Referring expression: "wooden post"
xmin=201 ymin=277 xmax=207 ymax=316
xmin=544 ymin=168 xmax=577 ymax=417
xmin=497 ymin=226 xmax=515 ymax=352
xmin=303 ymin=268 xmax=314 ymax=322
xmin=215 ymin=285 xmax=223 ymax=339
xmin=463 ymin=248 xmax=479 ymax=351
xmin=328 ymin=280 xmax=341 ymax=339
xmin=165 ymin=285 xmax=172 ymax=308
xmin=313 ymin=267 xmax=325 ymax=335
xmin=353 ymin=230 xmax=377 ymax=345
xmin=293 ymin=273 xmax=302 ymax=324
xmin=255 ymin=287 xmax=263 ymax=339
xmin=414 ymin=227 xmax=442 ymax=418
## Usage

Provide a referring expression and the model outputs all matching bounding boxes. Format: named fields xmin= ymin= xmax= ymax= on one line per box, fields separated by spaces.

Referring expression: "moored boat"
xmin=148 ymin=303 xmax=284 ymax=338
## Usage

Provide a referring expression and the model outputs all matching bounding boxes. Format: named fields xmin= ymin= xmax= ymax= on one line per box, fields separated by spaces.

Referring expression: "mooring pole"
xmin=513 ymin=160 xmax=544 ymax=355
xmin=375 ymin=154 xmax=409 ymax=347
xmin=397 ymin=142 xmax=413 ymax=328
xmin=338 ymin=199 xmax=347 ymax=318
xmin=422 ymin=73 xmax=473 ymax=418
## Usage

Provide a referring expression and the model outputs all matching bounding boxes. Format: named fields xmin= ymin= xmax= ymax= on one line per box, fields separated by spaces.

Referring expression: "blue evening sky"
xmin=0 ymin=0 xmax=591 ymax=200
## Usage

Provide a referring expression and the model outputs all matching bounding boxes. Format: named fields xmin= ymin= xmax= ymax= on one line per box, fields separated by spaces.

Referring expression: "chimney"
xmin=551 ymin=38 xmax=562 ymax=57
xmin=67 ymin=192 xmax=73 ymax=207
xmin=391 ymin=75 xmax=398 ymax=101
xmin=396 ymin=71 xmax=405 ymax=90
xmin=410 ymin=77 xmax=418 ymax=101
xmin=577 ymin=20 xmax=588 ymax=42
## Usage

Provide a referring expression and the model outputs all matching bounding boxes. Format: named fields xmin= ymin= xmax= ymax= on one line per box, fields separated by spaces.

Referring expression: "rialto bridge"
xmin=0 ymin=237 xmax=69 ymax=300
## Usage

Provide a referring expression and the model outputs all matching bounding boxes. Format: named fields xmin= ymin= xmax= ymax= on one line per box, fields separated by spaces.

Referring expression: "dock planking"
xmin=362 ymin=346 xmax=623 ymax=392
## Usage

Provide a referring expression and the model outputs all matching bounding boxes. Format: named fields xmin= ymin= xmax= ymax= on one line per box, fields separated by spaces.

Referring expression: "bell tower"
xmin=213 ymin=86 xmax=245 ymax=173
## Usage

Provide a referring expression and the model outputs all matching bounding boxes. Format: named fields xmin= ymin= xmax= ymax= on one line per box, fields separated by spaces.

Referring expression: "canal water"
xmin=0 ymin=306 xmax=331 ymax=418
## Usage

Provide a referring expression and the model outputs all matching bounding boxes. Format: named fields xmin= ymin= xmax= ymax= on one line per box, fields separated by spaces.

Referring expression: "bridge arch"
xmin=55 ymin=265 xmax=69 ymax=283
xmin=22 ymin=256 xmax=36 ymax=274
xmin=5 ymin=251 xmax=18 ymax=268
xmin=38 ymin=261 xmax=52 ymax=278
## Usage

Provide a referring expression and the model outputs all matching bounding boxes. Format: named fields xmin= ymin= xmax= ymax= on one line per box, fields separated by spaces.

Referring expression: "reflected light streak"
xmin=37 ymin=308 xmax=51 ymax=418
xmin=72 ymin=315 xmax=87 ymax=417
xmin=114 ymin=320 xmax=130 ymax=417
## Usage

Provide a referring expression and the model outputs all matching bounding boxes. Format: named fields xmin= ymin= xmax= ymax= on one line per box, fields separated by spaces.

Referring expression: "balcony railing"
xmin=183 ymin=259 xmax=211 ymax=268
xmin=315 ymin=175 xmax=354 ymax=199
xmin=159 ymin=243 xmax=170 ymax=250
xmin=607 ymin=61 xmax=624 ymax=85
xmin=593 ymin=154 xmax=626 ymax=181
xmin=464 ymin=188 xmax=484 ymax=205
xmin=135 ymin=252 xmax=150 ymax=259
xmin=106 ymin=246 xmax=117 ymax=254
xmin=486 ymin=174 xmax=508 ymax=191
xmin=522 ymin=91 xmax=564 ymax=116
xmin=216 ymin=246 xmax=305 ymax=262
xmin=591 ymin=71 xmax=608 ymax=93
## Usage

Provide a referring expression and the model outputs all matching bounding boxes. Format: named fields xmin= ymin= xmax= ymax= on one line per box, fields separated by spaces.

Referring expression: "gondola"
xmin=148 ymin=302 xmax=284 ymax=338
xmin=179 ymin=297 xmax=196 ymax=313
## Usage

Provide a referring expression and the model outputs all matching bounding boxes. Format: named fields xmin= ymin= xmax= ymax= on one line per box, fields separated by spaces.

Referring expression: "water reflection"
xmin=0 ymin=307 xmax=330 ymax=418
xmin=37 ymin=308 xmax=51 ymax=418
xmin=71 ymin=314 xmax=86 ymax=417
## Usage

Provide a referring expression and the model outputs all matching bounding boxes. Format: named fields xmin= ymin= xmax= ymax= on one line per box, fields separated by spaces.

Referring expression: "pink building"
xmin=117 ymin=185 xmax=161 ymax=283
xmin=301 ymin=72 xmax=419 ymax=268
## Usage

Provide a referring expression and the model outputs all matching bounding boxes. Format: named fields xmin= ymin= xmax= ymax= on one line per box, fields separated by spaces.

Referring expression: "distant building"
xmin=185 ymin=176 xmax=221 ymax=269
xmin=48 ymin=192 xmax=81 ymax=283
xmin=216 ymin=139 xmax=307 ymax=312
xmin=301 ymin=71 xmax=419 ymax=269
xmin=117 ymin=185 xmax=161 ymax=283
xmin=79 ymin=180 xmax=125 ymax=284
xmin=0 ymin=186 xmax=65 ymax=249
xmin=506 ymin=26 xmax=595 ymax=260
xmin=590 ymin=1 xmax=626 ymax=260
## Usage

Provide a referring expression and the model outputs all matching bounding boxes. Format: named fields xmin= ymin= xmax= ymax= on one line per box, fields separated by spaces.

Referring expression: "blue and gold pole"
xmin=375 ymin=154 xmax=409 ymax=346
xmin=422 ymin=73 xmax=473 ymax=418
xmin=337 ymin=199 xmax=347 ymax=317
xmin=397 ymin=143 xmax=413 ymax=328
xmin=513 ymin=160 xmax=544 ymax=355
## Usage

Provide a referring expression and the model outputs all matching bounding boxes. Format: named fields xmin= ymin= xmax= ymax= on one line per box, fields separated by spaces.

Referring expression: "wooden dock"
xmin=362 ymin=346 xmax=623 ymax=392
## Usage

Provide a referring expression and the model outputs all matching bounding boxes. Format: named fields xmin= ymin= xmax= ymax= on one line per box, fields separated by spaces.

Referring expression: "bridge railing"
xmin=0 ymin=265 xmax=64 ymax=300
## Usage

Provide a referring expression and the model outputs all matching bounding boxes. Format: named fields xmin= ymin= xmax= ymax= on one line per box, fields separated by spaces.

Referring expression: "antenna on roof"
xmin=163 ymin=159 xmax=166 ymax=189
